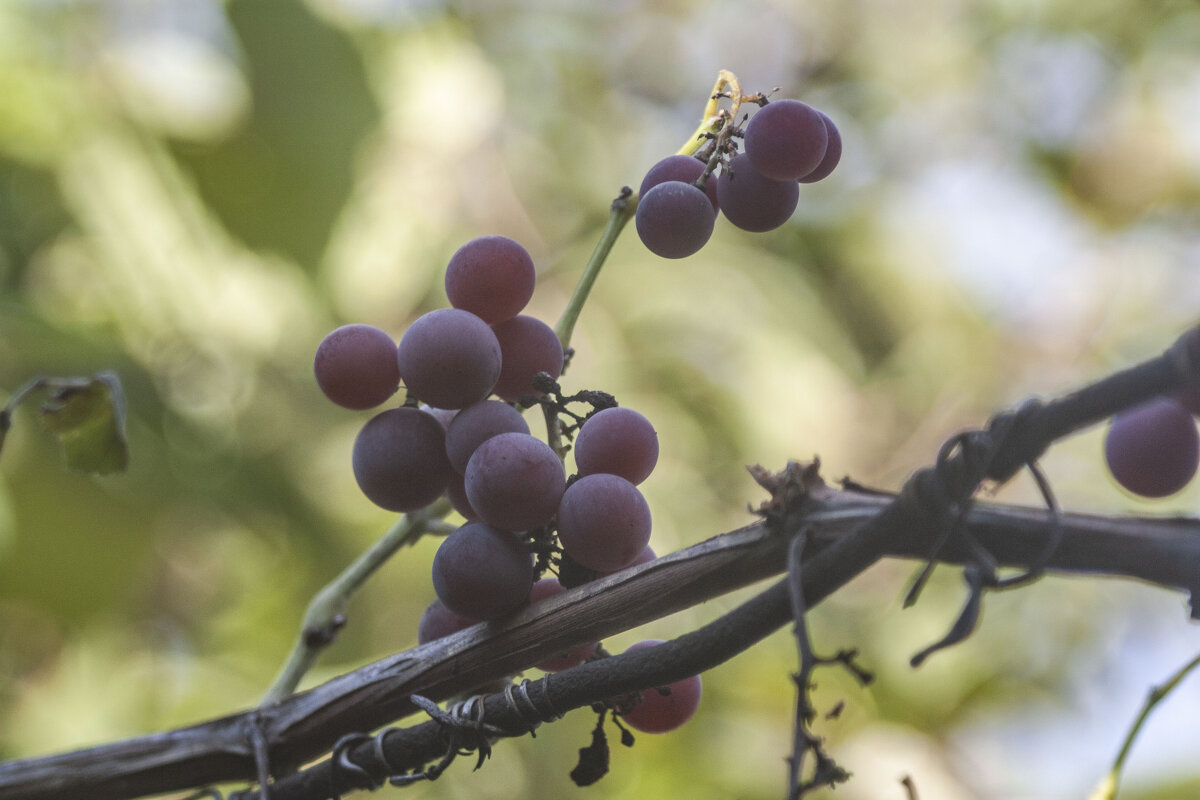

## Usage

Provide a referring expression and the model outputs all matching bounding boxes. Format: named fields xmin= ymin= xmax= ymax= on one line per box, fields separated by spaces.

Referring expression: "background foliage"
xmin=1 ymin=1 xmax=1199 ymax=798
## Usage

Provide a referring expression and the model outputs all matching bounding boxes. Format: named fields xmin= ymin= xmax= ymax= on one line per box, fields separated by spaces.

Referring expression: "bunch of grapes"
xmin=636 ymin=98 xmax=842 ymax=259
xmin=1104 ymin=393 xmax=1200 ymax=498
xmin=313 ymin=233 xmax=701 ymax=729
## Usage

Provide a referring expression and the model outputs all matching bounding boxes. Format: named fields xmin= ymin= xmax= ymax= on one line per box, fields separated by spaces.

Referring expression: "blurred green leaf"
xmin=36 ymin=372 xmax=128 ymax=475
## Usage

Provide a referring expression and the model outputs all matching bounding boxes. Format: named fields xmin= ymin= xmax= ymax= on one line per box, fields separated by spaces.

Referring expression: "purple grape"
xmin=417 ymin=597 xmax=476 ymax=644
xmin=617 ymin=639 xmax=703 ymax=733
xmin=445 ymin=400 xmax=531 ymax=474
xmin=1104 ymin=397 xmax=1200 ymax=498
xmin=431 ymin=521 xmax=533 ymax=621
xmin=798 ymin=111 xmax=842 ymax=183
xmin=444 ymin=235 xmax=537 ymax=325
xmin=352 ymin=407 xmax=452 ymax=512
xmin=528 ymin=578 xmax=599 ymax=671
xmin=396 ymin=308 xmax=501 ymax=410
xmin=490 ymin=315 xmax=565 ymax=402
xmin=444 ymin=469 xmax=478 ymax=520
xmin=639 ymin=154 xmax=719 ymax=211
xmin=574 ymin=407 xmax=659 ymax=485
xmin=313 ymin=324 xmax=400 ymax=410
xmin=556 ymin=473 xmax=652 ymax=572
xmin=465 ymin=432 xmax=566 ymax=532
xmin=743 ymin=99 xmax=829 ymax=182
xmin=635 ymin=181 xmax=717 ymax=259
xmin=715 ymin=154 xmax=799 ymax=233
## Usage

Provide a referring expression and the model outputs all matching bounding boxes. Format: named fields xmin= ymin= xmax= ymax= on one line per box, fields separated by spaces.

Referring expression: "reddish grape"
xmin=528 ymin=578 xmax=599 ymax=671
xmin=557 ymin=473 xmax=652 ymax=572
xmin=490 ymin=315 xmax=565 ymax=402
xmin=574 ymin=407 xmax=659 ymax=485
xmin=635 ymin=181 xmax=716 ymax=259
xmin=618 ymin=640 xmax=703 ymax=733
xmin=444 ymin=235 xmax=537 ymax=324
xmin=716 ymin=154 xmax=799 ymax=233
xmin=313 ymin=324 xmax=400 ymax=410
xmin=352 ymin=407 xmax=453 ymax=512
xmin=465 ymin=432 xmax=566 ymax=532
xmin=1104 ymin=397 xmax=1200 ymax=498
xmin=639 ymin=154 xmax=719 ymax=211
xmin=396 ymin=308 xmax=501 ymax=410
xmin=445 ymin=400 xmax=531 ymax=474
xmin=798 ymin=111 xmax=842 ymax=183
xmin=417 ymin=597 xmax=475 ymax=644
xmin=743 ymin=99 xmax=828 ymax=181
xmin=431 ymin=521 xmax=534 ymax=620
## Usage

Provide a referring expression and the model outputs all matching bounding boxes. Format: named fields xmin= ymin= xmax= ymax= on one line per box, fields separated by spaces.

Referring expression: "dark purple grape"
xmin=313 ymin=324 xmax=400 ymax=410
xmin=417 ymin=597 xmax=476 ymax=644
xmin=1104 ymin=397 xmax=1200 ymax=498
xmin=1177 ymin=387 xmax=1200 ymax=417
xmin=639 ymin=154 xmax=719 ymax=211
xmin=574 ymin=407 xmax=659 ymax=485
xmin=490 ymin=315 xmax=565 ymax=402
xmin=617 ymin=640 xmax=703 ymax=733
xmin=465 ymin=432 xmax=566 ymax=532
xmin=743 ymin=99 xmax=828 ymax=182
xmin=635 ymin=181 xmax=716 ymax=259
xmin=528 ymin=578 xmax=599 ymax=671
xmin=352 ymin=407 xmax=452 ymax=512
xmin=444 ymin=235 xmax=537 ymax=325
xmin=798 ymin=111 xmax=842 ymax=183
xmin=396 ymin=308 xmax=501 ymax=410
xmin=445 ymin=400 xmax=531 ymax=474
xmin=431 ymin=521 xmax=533 ymax=620
xmin=444 ymin=469 xmax=478 ymax=520
xmin=556 ymin=473 xmax=651 ymax=572
xmin=715 ymin=154 xmax=799 ymax=233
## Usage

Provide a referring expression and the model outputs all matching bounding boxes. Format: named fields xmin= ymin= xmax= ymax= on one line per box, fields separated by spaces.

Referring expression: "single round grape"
xmin=396 ymin=308 xmax=502 ymax=410
xmin=465 ymin=432 xmax=566 ymax=532
xmin=444 ymin=235 xmax=537 ymax=325
xmin=431 ymin=522 xmax=534 ymax=621
xmin=715 ymin=154 xmax=799 ymax=233
xmin=557 ymin=473 xmax=652 ymax=572
xmin=618 ymin=640 xmax=703 ymax=734
xmin=313 ymin=324 xmax=400 ymax=410
xmin=798 ymin=111 xmax=842 ymax=183
xmin=635 ymin=181 xmax=716 ymax=259
xmin=352 ymin=407 xmax=453 ymax=512
xmin=490 ymin=315 xmax=565 ymax=403
xmin=1104 ymin=397 xmax=1200 ymax=498
xmin=528 ymin=578 xmax=598 ymax=671
xmin=445 ymin=400 xmax=531 ymax=474
xmin=639 ymin=154 xmax=719 ymax=211
xmin=743 ymin=99 xmax=828 ymax=181
xmin=417 ymin=597 xmax=476 ymax=644
xmin=574 ymin=407 xmax=659 ymax=485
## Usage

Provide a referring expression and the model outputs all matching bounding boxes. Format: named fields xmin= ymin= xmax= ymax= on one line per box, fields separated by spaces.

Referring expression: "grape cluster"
xmin=1104 ymin=394 xmax=1200 ymax=498
xmin=636 ymin=98 xmax=841 ymax=259
xmin=312 ymin=234 xmax=689 ymax=717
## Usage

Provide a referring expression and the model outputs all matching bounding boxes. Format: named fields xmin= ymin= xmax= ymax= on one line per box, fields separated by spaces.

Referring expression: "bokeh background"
xmin=2 ymin=1 xmax=1200 ymax=798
